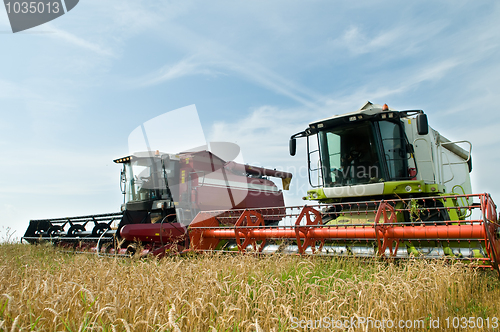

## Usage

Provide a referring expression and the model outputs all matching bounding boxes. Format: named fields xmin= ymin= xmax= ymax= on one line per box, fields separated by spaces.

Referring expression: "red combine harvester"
xmin=23 ymin=102 xmax=500 ymax=277
xmin=23 ymin=148 xmax=291 ymax=256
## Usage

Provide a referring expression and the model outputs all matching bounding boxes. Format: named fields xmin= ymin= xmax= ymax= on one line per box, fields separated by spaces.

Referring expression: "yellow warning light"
xmin=113 ymin=156 xmax=132 ymax=163
xmin=382 ymin=104 xmax=389 ymax=111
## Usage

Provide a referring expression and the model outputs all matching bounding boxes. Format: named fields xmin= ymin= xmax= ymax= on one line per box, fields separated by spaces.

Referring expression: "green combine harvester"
xmin=190 ymin=102 xmax=499 ymax=276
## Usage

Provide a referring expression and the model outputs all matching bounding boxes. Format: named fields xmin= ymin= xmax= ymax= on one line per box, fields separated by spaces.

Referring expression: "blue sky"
xmin=1 ymin=1 xmax=500 ymax=240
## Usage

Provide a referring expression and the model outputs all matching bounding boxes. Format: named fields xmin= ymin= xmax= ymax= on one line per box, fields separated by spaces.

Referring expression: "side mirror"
xmin=289 ymin=138 xmax=296 ymax=156
xmin=120 ymin=169 xmax=126 ymax=194
xmin=416 ymin=114 xmax=428 ymax=135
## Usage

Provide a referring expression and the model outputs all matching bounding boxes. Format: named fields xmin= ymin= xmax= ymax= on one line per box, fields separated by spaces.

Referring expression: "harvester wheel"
xmin=92 ymin=223 xmax=110 ymax=237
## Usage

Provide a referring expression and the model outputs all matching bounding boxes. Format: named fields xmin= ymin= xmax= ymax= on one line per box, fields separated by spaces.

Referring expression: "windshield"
xmin=124 ymin=156 xmax=172 ymax=203
xmin=317 ymin=120 xmax=407 ymax=186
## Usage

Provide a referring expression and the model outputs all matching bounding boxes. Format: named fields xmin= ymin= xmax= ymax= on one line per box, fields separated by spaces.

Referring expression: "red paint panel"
xmin=121 ymin=223 xmax=187 ymax=243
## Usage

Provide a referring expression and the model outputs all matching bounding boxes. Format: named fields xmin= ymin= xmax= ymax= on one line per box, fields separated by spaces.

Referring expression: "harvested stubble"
xmin=0 ymin=243 xmax=499 ymax=331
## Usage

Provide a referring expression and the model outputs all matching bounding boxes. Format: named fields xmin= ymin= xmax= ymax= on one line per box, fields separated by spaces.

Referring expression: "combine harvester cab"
xmin=188 ymin=102 xmax=500 ymax=276
xmin=23 ymin=147 xmax=292 ymax=257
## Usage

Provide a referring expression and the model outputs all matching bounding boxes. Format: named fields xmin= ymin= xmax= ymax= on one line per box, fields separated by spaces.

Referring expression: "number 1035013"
xmin=444 ymin=317 xmax=499 ymax=329
xmin=5 ymin=2 xmax=60 ymax=14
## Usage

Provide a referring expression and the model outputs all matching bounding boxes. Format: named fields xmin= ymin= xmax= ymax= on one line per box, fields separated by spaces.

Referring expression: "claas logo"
xmin=3 ymin=0 xmax=79 ymax=33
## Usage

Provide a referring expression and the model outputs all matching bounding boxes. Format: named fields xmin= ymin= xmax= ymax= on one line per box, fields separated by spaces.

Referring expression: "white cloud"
xmin=412 ymin=59 xmax=461 ymax=84
xmin=102 ymin=1 xmax=194 ymax=35
xmin=44 ymin=25 xmax=115 ymax=57
xmin=134 ymin=55 xmax=219 ymax=87
xmin=0 ymin=79 xmax=25 ymax=99
xmin=328 ymin=21 xmax=446 ymax=58
xmin=222 ymin=60 xmax=322 ymax=109
xmin=131 ymin=22 xmax=327 ymax=108
xmin=0 ymin=147 xmax=123 ymax=239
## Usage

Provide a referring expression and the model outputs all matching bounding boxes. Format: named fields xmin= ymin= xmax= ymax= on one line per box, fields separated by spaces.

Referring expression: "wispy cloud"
xmin=324 ymin=19 xmax=448 ymax=61
xmin=45 ymin=25 xmax=115 ymax=57
xmin=133 ymin=55 xmax=219 ymax=87
xmin=221 ymin=60 xmax=323 ymax=109
xmin=132 ymin=22 xmax=328 ymax=109
xmin=413 ymin=59 xmax=461 ymax=84
xmin=0 ymin=79 xmax=25 ymax=99
xmin=357 ymin=59 xmax=461 ymax=101
xmin=338 ymin=26 xmax=403 ymax=55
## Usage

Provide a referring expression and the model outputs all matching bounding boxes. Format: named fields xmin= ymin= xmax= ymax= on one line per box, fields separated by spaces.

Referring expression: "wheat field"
xmin=0 ymin=243 xmax=499 ymax=331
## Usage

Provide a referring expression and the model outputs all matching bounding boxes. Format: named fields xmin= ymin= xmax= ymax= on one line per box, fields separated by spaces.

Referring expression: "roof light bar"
xmin=113 ymin=156 xmax=132 ymax=164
